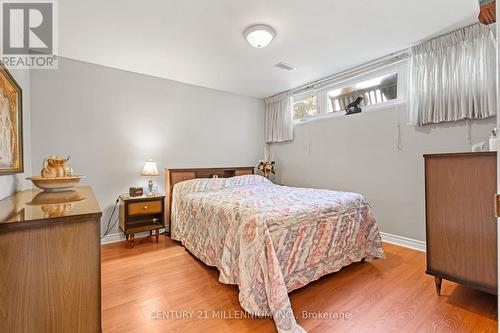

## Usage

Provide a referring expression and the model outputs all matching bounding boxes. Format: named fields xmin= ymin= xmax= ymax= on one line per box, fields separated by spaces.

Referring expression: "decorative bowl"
xmin=27 ymin=176 xmax=86 ymax=192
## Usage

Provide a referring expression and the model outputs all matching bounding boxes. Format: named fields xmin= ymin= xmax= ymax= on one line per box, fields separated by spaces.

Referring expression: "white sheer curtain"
xmin=265 ymin=92 xmax=293 ymax=143
xmin=408 ymin=24 xmax=497 ymax=126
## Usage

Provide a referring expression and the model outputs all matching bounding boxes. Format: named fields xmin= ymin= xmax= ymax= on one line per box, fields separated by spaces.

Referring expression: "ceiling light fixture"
xmin=244 ymin=24 xmax=276 ymax=48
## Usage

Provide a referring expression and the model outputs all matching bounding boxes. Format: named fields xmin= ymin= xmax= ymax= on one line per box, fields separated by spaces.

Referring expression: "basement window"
xmin=293 ymin=95 xmax=318 ymax=121
xmin=327 ymin=73 xmax=398 ymax=113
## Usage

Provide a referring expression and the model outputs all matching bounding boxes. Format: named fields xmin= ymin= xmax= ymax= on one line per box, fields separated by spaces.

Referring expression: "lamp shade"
xmin=140 ymin=159 xmax=159 ymax=176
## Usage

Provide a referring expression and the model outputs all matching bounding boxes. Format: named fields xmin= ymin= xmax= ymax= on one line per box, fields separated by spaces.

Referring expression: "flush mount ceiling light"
xmin=244 ymin=24 xmax=276 ymax=48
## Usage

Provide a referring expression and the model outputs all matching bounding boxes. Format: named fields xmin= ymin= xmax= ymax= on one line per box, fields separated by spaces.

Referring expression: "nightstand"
xmin=119 ymin=193 xmax=165 ymax=248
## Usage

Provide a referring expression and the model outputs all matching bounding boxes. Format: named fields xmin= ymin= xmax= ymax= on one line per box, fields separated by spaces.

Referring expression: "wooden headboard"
xmin=165 ymin=167 xmax=255 ymax=232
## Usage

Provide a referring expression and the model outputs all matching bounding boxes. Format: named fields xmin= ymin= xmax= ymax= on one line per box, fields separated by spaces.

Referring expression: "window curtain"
xmin=408 ymin=24 xmax=497 ymax=126
xmin=265 ymin=92 xmax=293 ymax=143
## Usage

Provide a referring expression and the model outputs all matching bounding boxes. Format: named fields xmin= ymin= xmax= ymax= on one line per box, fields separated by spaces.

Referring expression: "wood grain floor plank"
xmin=101 ymin=238 xmax=497 ymax=333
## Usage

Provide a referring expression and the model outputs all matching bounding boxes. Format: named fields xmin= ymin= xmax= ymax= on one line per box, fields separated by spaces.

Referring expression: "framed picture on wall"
xmin=0 ymin=62 xmax=23 ymax=175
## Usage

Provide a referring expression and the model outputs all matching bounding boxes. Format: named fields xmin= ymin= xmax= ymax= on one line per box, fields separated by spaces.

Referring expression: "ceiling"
xmin=59 ymin=0 xmax=480 ymax=98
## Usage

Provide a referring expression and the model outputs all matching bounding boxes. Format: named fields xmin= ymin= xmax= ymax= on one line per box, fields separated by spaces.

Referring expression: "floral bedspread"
xmin=171 ymin=175 xmax=384 ymax=333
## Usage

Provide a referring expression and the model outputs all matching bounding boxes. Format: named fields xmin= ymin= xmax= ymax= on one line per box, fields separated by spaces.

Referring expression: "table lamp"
xmin=140 ymin=159 xmax=159 ymax=195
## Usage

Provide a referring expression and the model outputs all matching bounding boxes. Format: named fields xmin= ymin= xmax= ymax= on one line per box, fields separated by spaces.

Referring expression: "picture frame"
xmin=0 ymin=62 xmax=23 ymax=175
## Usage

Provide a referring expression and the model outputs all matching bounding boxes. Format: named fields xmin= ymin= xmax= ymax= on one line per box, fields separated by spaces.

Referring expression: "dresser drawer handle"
xmin=143 ymin=205 xmax=148 ymax=210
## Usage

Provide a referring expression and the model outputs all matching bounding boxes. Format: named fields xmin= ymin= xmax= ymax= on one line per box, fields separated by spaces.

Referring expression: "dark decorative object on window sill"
xmin=345 ymin=97 xmax=364 ymax=115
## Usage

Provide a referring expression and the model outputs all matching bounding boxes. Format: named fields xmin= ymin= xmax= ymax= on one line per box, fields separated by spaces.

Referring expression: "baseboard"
xmin=380 ymin=232 xmax=426 ymax=252
xmin=100 ymin=232 xmax=126 ymax=245
xmin=101 ymin=230 xmax=164 ymax=245
xmin=101 ymin=230 xmax=426 ymax=251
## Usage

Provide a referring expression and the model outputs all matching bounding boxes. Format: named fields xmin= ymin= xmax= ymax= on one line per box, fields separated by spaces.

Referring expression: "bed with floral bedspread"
xmin=171 ymin=175 xmax=384 ymax=333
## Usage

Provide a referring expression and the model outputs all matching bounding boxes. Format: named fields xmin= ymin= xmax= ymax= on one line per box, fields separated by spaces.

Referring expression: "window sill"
xmin=293 ymin=99 xmax=406 ymax=125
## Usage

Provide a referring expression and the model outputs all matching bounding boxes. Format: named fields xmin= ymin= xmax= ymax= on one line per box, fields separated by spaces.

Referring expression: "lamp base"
xmin=146 ymin=178 xmax=154 ymax=196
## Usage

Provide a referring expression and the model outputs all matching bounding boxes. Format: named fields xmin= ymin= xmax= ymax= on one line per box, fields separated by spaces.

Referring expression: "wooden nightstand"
xmin=119 ymin=193 xmax=165 ymax=248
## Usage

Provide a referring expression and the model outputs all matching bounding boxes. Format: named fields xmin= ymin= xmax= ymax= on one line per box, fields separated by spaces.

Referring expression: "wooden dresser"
xmin=0 ymin=186 xmax=102 ymax=332
xmin=424 ymin=152 xmax=497 ymax=295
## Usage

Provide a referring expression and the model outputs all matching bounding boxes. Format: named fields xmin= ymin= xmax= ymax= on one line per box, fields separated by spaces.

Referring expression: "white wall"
xmin=0 ymin=68 xmax=31 ymax=200
xmin=30 ymin=57 xmax=265 ymax=234
xmin=272 ymin=64 xmax=496 ymax=242
xmin=24 ymin=57 xmax=498 ymax=243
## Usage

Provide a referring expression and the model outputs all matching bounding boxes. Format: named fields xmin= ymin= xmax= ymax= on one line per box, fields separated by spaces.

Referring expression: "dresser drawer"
xmin=128 ymin=200 xmax=162 ymax=216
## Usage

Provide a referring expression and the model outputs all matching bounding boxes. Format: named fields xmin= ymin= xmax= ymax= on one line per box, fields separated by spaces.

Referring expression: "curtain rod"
xmin=268 ymin=22 xmax=489 ymax=100
xmin=266 ymin=50 xmax=408 ymax=99
xmin=290 ymin=51 xmax=409 ymax=96
xmin=411 ymin=22 xmax=485 ymax=46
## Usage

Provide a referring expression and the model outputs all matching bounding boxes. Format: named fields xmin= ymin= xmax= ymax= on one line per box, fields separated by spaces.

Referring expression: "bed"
xmin=167 ymin=168 xmax=385 ymax=333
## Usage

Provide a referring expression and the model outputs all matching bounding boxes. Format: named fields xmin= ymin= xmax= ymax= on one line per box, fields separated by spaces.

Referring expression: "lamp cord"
xmin=101 ymin=197 xmax=120 ymax=239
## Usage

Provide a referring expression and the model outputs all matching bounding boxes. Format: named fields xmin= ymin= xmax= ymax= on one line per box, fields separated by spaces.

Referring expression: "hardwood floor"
xmin=101 ymin=237 xmax=497 ymax=333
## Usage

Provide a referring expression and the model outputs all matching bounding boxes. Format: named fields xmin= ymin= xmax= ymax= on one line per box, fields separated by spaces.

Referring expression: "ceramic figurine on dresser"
xmin=41 ymin=156 xmax=74 ymax=178
xmin=28 ymin=155 xmax=85 ymax=192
